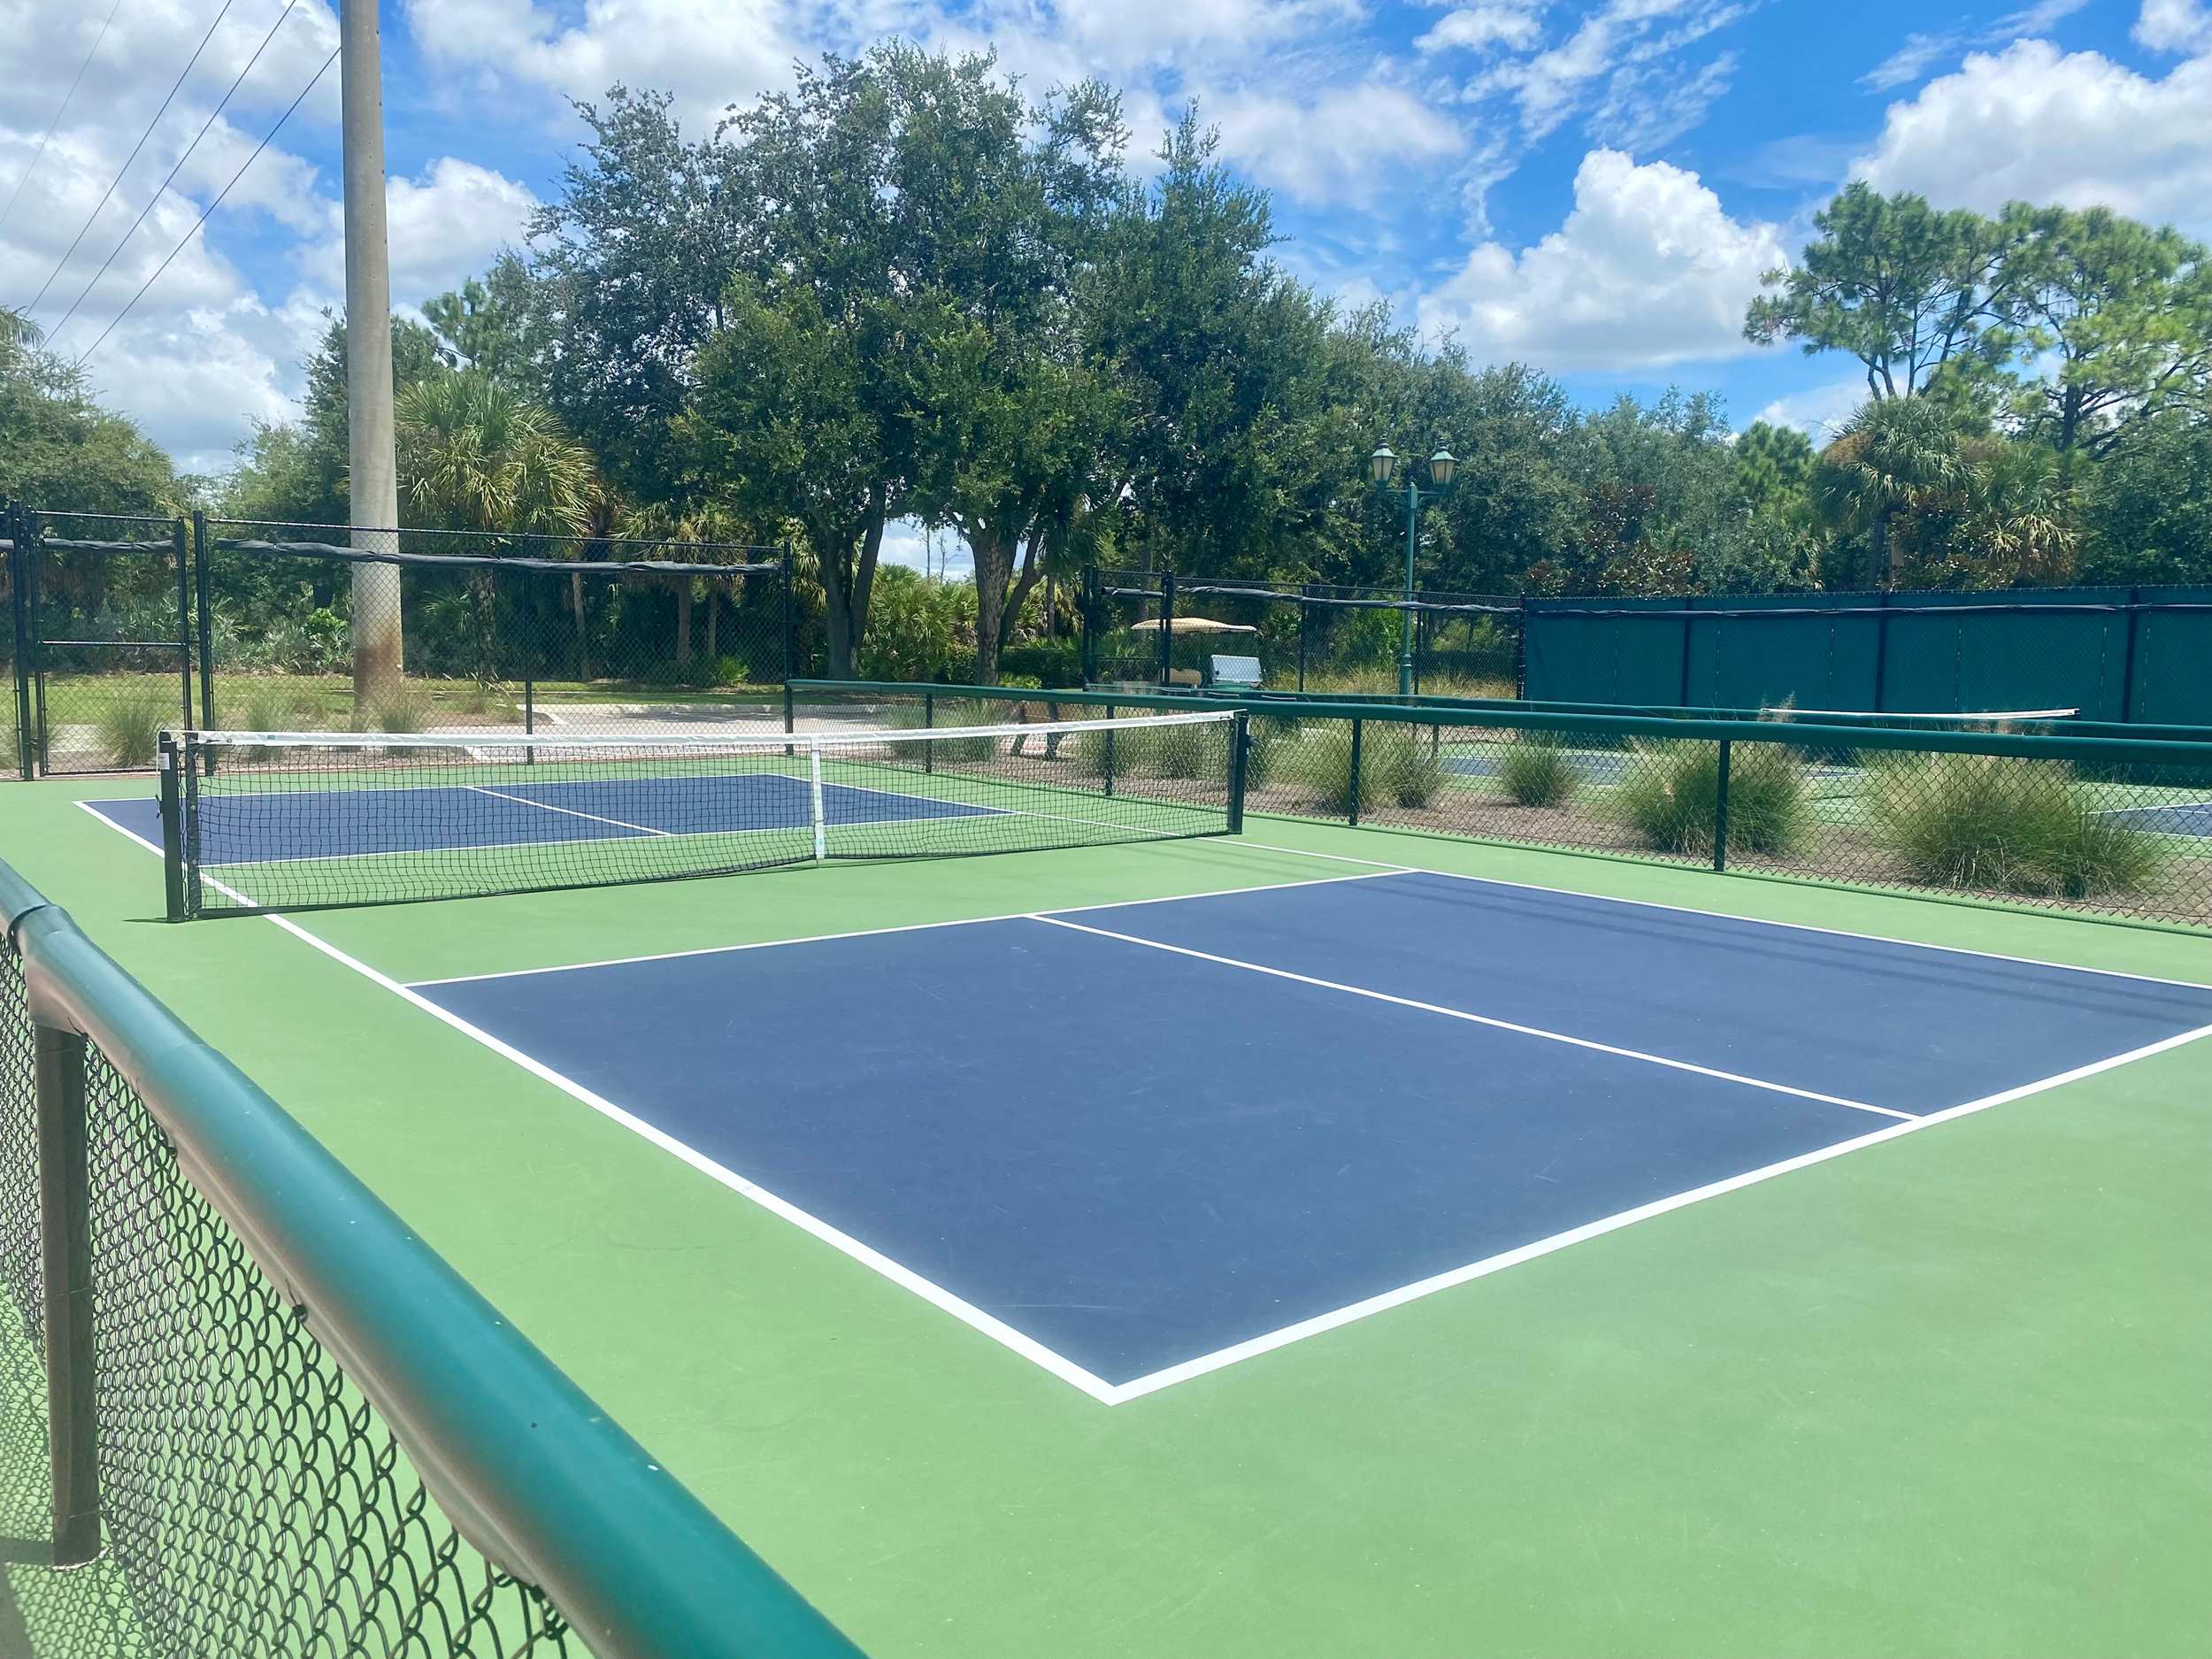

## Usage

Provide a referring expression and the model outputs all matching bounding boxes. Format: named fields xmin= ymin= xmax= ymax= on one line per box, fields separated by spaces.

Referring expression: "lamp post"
xmin=1371 ymin=445 xmax=1456 ymax=695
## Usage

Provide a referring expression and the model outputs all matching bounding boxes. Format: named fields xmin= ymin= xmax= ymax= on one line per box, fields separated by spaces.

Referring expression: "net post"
xmin=1711 ymin=739 xmax=1732 ymax=872
xmin=809 ymin=740 xmax=827 ymax=864
xmin=1227 ymin=710 xmax=1248 ymax=833
xmin=158 ymin=735 xmax=187 ymax=922
xmin=1348 ymin=718 xmax=1363 ymax=827
xmin=191 ymin=511 xmax=214 ymax=734
xmin=34 ymin=1018 xmax=101 ymax=1567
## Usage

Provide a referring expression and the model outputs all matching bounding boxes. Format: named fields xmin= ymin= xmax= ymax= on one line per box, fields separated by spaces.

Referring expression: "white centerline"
xmin=1027 ymin=912 xmax=1911 ymax=1121
xmin=462 ymin=783 xmax=673 ymax=837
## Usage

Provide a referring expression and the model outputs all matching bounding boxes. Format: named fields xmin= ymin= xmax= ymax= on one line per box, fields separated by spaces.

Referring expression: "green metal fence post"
xmin=171 ymin=516 xmax=193 ymax=736
xmin=1870 ymin=591 xmax=1892 ymax=711
xmin=191 ymin=511 xmax=214 ymax=733
xmin=1079 ymin=566 xmax=1100 ymax=685
xmin=1157 ymin=570 xmax=1176 ymax=687
xmin=1102 ymin=703 xmax=1117 ymax=795
xmin=34 ymin=1015 xmax=101 ymax=1566
xmin=1297 ymin=587 xmax=1311 ymax=692
xmin=2116 ymin=588 xmax=2142 ymax=724
xmin=25 ymin=507 xmax=48 ymax=775
xmin=1348 ymin=718 xmax=1364 ymax=827
xmin=1512 ymin=595 xmax=1528 ymax=701
xmin=9 ymin=503 xmax=33 ymax=779
xmin=780 ymin=544 xmax=797 ymax=734
xmin=924 ymin=690 xmax=934 ymax=774
xmin=1711 ymin=739 xmax=1732 ymax=872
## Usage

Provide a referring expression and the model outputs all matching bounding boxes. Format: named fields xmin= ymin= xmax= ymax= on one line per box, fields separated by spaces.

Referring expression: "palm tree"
xmin=396 ymin=371 xmax=598 ymax=689
xmin=1816 ymin=397 xmax=1978 ymax=588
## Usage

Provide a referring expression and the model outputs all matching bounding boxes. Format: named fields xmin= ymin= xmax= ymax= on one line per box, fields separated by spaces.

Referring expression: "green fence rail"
xmin=792 ymin=680 xmax=2212 ymax=932
xmin=1522 ymin=588 xmax=2212 ymax=726
xmin=0 ymin=859 xmax=865 ymax=1657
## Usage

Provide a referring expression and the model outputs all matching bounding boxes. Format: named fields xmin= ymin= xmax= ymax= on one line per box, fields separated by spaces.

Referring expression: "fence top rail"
xmin=1100 ymin=584 xmax=1518 ymax=617
xmin=1133 ymin=683 xmax=2212 ymax=744
xmin=4 ymin=535 xmax=176 ymax=556
xmin=792 ymin=679 xmax=2212 ymax=766
xmin=1526 ymin=598 xmax=2212 ymax=618
xmin=202 ymin=515 xmax=785 ymax=557
xmin=209 ymin=537 xmax=783 ymax=579
xmin=0 ymin=862 xmax=862 ymax=1659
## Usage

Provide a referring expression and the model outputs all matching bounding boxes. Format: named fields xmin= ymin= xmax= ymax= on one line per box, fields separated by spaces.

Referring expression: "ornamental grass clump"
xmin=1617 ymin=740 xmax=1808 ymax=857
xmin=1865 ymin=753 xmax=2163 ymax=899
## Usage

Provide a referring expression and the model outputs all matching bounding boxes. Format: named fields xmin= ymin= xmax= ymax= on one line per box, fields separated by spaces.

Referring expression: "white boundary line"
xmin=1238 ymin=837 xmax=2212 ymax=994
xmin=1029 ymin=913 xmax=1908 ymax=1120
xmin=464 ymin=783 xmax=672 ymax=837
xmin=409 ymin=869 xmax=1403 ymax=987
xmin=1104 ymin=1018 xmax=2212 ymax=1400
xmin=74 ymin=798 xmax=2212 ymax=1406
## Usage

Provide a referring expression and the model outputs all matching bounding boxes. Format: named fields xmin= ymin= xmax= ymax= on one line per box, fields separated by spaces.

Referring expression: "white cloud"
xmin=1589 ymin=50 xmax=1736 ymax=151
xmin=1209 ymin=81 xmax=1464 ymax=207
xmin=2134 ymin=0 xmax=2212 ymax=51
xmin=1475 ymin=0 xmax=1748 ymax=143
xmin=1859 ymin=0 xmax=2089 ymax=91
xmin=1849 ymin=40 xmax=2212 ymax=234
xmin=1417 ymin=2 xmax=1544 ymax=55
xmin=1416 ymin=149 xmax=1788 ymax=373
xmin=1750 ymin=375 xmax=1865 ymax=442
xmin=296 ymin=157 xmax=539 ymax=305
xmin=403 ymin=0 xmax=803 ymax=128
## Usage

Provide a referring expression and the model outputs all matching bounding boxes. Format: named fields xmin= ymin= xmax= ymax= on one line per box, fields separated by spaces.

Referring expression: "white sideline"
xmin=73 ymin=797 xmax=2212 ymax=1405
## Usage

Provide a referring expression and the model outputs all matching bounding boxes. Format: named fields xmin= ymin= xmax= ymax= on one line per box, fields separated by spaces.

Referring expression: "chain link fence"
xmin=796 ymin=682 xmax=2212 ymax=932
xmin=0 ymin=861 xmax=863 ymax=1657
xmin=1082 ymin=572 xmax=1521 ymax=698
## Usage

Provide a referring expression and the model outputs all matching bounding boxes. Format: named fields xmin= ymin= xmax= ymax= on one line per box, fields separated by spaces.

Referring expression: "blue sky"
xmin=4 ymin=0 xmax=2208 ymax=515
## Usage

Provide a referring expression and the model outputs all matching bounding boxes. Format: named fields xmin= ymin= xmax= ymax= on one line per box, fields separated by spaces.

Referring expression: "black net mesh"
xmin=174 ymin=711 xmax=1241 ymax=915
xmin=0 ymin=942 xmax=573 ymax=1655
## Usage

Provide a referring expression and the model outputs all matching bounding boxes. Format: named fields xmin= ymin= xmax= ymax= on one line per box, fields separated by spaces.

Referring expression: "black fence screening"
xmin=3 ymin=504 xmax=796 ymax=775
xmin=1082 ymin=571 xmax=1522 ymax=698
xmin=796 ymin=682 xmax=2212 ymax=933
xmin=1523 ymin=588 xmax=2212 ymax=726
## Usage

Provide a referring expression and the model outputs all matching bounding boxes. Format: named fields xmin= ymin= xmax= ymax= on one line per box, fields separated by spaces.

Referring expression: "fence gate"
xmin=8 ymin=506 xmax=193 ymax=776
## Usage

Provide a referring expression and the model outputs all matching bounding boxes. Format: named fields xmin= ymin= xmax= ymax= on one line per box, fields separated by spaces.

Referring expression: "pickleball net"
xmin=160 ymin=709 xmax=1248 ymax=917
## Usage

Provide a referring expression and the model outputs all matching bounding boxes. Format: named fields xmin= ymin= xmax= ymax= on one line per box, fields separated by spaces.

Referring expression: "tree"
xmin=395 ymin=371 xmax=599 ymax=681
xmin=1992 ymin=205 xmax=2212 ymax=457
xmin=1815 ymin=396 xmax=1978 ymax=587
xmin=1 ymin=310 xmax=180 ymax=511
xmin=2075 ymin=413 xmax=2212 ymax=584
xmin=420 ymin=252 xmax=552 ymax=388
xmin=1745 ymin=183 xmax=2020 ymax=402
xmin=529 ymin=87 xmax=748 ymax=505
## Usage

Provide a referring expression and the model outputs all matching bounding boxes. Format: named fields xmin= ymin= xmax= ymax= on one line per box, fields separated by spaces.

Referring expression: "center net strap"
xmin=166 ymin=710 xmax=1244 ymax=916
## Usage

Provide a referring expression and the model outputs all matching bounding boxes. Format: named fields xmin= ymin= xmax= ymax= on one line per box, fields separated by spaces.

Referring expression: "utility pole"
xmin=340 ymin=0 xmax=402 ymax=708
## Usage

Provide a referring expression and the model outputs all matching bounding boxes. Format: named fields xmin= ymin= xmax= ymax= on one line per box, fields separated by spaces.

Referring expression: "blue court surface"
xmin=410 ymin=868 xmax=2212 ymax=1398
xmin=85 ymin=771 xmax=995 ymax=863
xmin=2099 ymin=797 xmax=2212 ymax=837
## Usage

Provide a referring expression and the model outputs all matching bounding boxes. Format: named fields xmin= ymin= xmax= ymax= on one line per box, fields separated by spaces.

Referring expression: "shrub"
xmin=921 ymin=697 xmax=999 ymax=764
xmin=97 ymin=683 xmax=174 ymax=768
xmin=1866 ymin=753 xmax=2164 ymax=899
xmin=1280 ymin=730 xmax=1379 ymax=817
xmin=1617 ymin=740 xmax=1808 ymax=856
xmin=358 ymin=683 xmax=431 ymax=734
xmin=1371 ymin=729 xmax=1446 ymax=809
xmin=1498 ymin=733 xmax=1578 ymax=807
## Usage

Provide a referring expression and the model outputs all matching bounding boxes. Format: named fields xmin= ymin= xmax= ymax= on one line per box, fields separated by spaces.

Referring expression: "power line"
xmin=75 ymin=43 xmax=336 ymax=369
xmin=48 ymin=0 xmax=304 ymax=349
xmin=0 ymin=0 xmax=128 ymax=234
xmin=21 ymin=0 xmax=239 ymax=316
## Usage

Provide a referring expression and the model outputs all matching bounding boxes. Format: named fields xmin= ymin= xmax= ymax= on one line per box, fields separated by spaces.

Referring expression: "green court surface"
xmin=4 ymin=773 xmax=2209 ymax=1659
